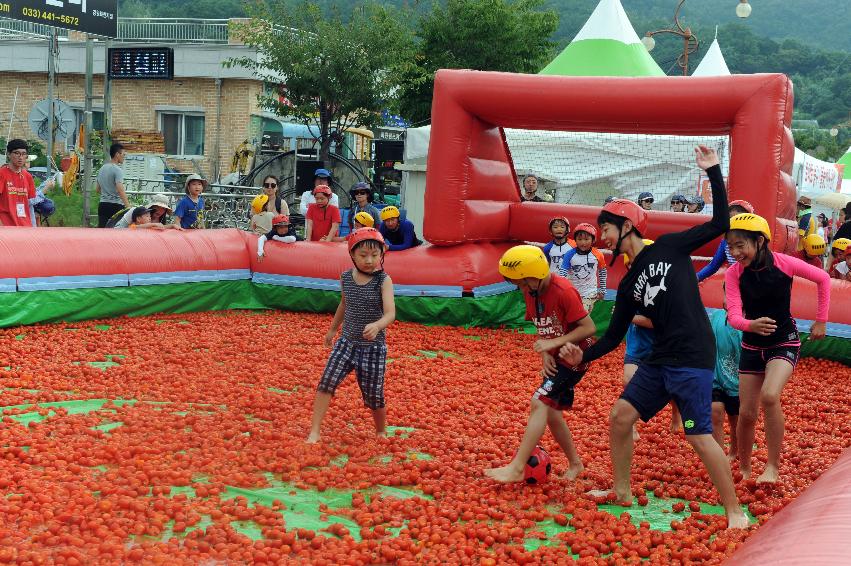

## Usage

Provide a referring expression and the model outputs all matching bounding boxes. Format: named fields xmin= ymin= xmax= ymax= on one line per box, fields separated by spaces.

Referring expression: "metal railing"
xmin=0 ymin=17 xmax=232 ymax=44
xmin=123 ymin=178 xmax=305 ymax=231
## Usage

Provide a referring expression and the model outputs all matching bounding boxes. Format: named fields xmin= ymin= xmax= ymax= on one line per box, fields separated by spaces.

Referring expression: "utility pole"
xmin=46 ymin=28 xmax=55 ymax=179
xmin=82 ymin=35 xmax=95 ymax=227
xmin=102 ymin=38 xmax=112 ymax=157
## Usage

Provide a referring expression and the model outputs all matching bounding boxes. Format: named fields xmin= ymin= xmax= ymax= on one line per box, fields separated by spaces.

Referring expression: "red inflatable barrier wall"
xmin=425 ymin=70 xmax=796 ymax=254
xmin=0 ymin=227 xmax=249 ymax=278
xmin=726 ymin=447 xmax=851 ymax=566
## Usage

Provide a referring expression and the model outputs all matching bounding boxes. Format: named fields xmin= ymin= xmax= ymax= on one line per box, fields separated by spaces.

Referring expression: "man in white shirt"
xmin=299 ymin=168 xmax=339 ymax=215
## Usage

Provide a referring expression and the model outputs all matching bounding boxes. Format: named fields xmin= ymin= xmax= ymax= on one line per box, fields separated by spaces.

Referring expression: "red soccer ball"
xmin=524 ymin=446 xmax=552 ymax=485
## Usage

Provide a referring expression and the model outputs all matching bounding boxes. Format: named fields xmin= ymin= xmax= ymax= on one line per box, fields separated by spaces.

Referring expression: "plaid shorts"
xmin=318 ymin=337 xmax=387 ymax=409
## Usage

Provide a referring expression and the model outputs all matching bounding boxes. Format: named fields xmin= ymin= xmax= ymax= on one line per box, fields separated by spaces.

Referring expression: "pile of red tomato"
xmin=0 ymin=310 xmax=848 ymax=564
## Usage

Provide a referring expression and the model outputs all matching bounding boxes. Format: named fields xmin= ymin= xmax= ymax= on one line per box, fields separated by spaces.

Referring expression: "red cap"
xmin=729 ymin=199 xmax=754 ymax=213
xmin=574 ymin=222 xmax=597 ymax=241
xmin=601 ymin=199 xmax=647 ymax=236
xmin=272 ymin=214 xmax=289 ymax=226
xmin=313 ymin=185 xmax=333 ymax=197
xmin=348 ymin=227 xmax=386 ymax=253
xmin=548 ymin=216 xmax=570 ymax=231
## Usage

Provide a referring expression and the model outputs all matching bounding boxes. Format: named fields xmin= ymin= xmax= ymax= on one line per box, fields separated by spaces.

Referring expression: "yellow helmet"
xmin=832 ymin=238 xmax=851 ymax=253
xmin=251 ymin=194 xmax=269 ymax=214
xmin=802 ymin=234 xmax=826 ymax=256
xmin=380 ymin=206 xmax=400 ymax=221
xmin=498 ymin=245 xmax=549 ymax=280
xmin=729 ymin=213 xmax=771 ymax=242
xmin=623 ymin=239 xmax=654 ymax=266
xmin=353 ymin=211 xmax=375 ymax=228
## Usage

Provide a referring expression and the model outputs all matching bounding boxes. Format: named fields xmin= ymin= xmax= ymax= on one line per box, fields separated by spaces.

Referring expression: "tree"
xmin=399 ymin=0 xmax=558 ymax=125
xmin=226 ymin=1 xmax=414 ymax=163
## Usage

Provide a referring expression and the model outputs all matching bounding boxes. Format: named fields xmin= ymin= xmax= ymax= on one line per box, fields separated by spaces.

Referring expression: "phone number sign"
xmin=2 ymin=0 xmax=118 ymax=38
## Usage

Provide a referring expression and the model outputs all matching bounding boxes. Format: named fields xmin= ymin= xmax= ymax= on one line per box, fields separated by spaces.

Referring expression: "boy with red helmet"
xmin=559 ymin=223 xmax=607 ymax=314
xmin=560 ymin=146 xmax=748 ymax=530
xmin=305 ymin=185 xmax=341 ymax=242
xmin=307 ymin=228 xmax=395 ymax=443
xmin=256 ymin=215 xmax=302 ymax=262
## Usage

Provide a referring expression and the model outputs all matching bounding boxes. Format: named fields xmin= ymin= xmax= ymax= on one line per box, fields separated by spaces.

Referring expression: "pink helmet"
xmin=729 ymin=199 xmax=754 ymax=213
xmin=312 ymin=185 xmax=333 ymax=197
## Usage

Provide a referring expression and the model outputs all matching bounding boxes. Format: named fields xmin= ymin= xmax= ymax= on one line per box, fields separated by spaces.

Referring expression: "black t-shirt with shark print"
xmin=582 ymin=165 xmax=729 ymax=369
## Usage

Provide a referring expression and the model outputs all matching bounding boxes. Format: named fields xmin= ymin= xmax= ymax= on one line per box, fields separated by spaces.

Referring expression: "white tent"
xmin=692 ymin=36 xmax=731 ymax=77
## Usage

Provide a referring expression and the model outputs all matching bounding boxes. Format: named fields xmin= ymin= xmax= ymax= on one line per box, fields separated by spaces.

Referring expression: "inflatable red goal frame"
xmin=424 ymin=70 xmax=797 ymax=252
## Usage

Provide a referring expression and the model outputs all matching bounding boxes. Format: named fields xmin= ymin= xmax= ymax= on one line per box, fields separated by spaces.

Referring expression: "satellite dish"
xmin=28 ymin=99 xmax=76 ymax=142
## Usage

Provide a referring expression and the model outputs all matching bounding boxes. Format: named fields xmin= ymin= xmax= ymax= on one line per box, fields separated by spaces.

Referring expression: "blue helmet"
xmin=670 ymin=194 xmax=685 ymax=204
xmin=604 ymin=195 xmax=616 ymax=204
xmin=638 ymin=192 xmax=654 ymax=202
xmin=34 ymin=196 xmax=55 ymax=218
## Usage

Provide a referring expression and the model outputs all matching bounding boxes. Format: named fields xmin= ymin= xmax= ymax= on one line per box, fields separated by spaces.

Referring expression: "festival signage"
xmin=2 ymin=0 xmax=118 ymax=37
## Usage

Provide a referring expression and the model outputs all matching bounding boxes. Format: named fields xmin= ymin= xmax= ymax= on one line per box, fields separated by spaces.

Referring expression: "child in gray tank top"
xmin=307 ymin=228 xmax=396 ymax=444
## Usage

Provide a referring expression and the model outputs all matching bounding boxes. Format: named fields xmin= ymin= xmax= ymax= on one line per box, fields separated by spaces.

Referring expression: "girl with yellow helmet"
xmin=829 ymin=238 xmax=850 ymax=278
xmin=831 ymin=240 xmax=851 ymax=281
xmin=797 ymin=233 xmax=827 ymax=268
xmin=724 ymin=213 xmax=831 ymax=484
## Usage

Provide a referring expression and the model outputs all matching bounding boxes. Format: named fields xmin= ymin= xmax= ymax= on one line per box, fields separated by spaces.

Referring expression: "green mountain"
xmin=118 ymin=0 xmax=850 ymax=53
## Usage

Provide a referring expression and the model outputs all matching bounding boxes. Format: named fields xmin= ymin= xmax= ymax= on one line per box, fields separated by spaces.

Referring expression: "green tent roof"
xmin=539 ymin=0 xmax=664 ymax=77
xmin=838 ymin=146 xmax=851 ymax=180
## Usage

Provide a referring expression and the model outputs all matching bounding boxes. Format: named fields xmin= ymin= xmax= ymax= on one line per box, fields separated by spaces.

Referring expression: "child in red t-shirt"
xmin=484 ymin=245 xmax=596 ymax=483
xmin=305 ymin=185 xmax=341 ymax=241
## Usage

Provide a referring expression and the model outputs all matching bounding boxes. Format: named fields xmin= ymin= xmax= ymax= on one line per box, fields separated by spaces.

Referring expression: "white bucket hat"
xmin=146 ymin=193 xmax=173 ymax=213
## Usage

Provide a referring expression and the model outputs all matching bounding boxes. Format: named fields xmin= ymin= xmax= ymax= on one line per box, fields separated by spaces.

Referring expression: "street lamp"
xmin=642 ymin=0 xmax=698 ymax=75
xmin=736 ymin=0 xmax=752 ymax=19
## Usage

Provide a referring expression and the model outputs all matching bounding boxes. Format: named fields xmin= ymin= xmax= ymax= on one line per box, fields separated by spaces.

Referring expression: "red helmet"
xmin=729 ymin=199 xmax=754 ymax=213
xmin=272 ymin=214 xmax=289 ymax=226
xmin=574 ymin=222 xmax=597 ymax=241
xmin=313 ymin=185 xmax=333 ymax=197
xmin=601 ymin=199 xmax=647 ymax=236
xmin=348 ymin=227 xmax=386 ymax=253
xmin=548 ymin=216 xmax=570 ymax=232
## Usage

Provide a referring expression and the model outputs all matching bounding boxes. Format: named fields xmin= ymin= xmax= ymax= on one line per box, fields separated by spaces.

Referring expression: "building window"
xmin=158 ymin=112 xmax=205 ymax=156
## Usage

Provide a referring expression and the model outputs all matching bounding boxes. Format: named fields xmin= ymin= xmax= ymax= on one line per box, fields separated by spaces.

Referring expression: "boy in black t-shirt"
xmin=561 ymin=146 xmax=748 ymax=530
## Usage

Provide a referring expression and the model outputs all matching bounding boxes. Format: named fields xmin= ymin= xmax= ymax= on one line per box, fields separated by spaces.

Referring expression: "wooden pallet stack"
xmin=111 ymin=130 xmax=166 ymax=154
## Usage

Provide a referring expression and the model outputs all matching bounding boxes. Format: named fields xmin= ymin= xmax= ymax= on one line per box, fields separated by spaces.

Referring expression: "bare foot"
xmin=587 ymin=489 xmax=633 ymax=506
xmin=306 ymin=431 xmax=320 ymax=444
xmin=726 ymin=509 xmax=750 ymax=530
xmin=739 ymin=465 xmax=751 ymax=481
xmin=484 ymin=464 xmax=524 ymax=483
xmin=562 ymin=462 xmax=584 ymax=480
xmin=756 ymin=465 xmax=779 ymax=484
xmin=727 ymin=451 xmax=737 ymax=463
xmin=376 ymin=430 xmax=387 ymax=438
xmin=632 ymin=425 xmax=640 ymax=441
xmin=670 ymin=418 xmax=683 ymax=434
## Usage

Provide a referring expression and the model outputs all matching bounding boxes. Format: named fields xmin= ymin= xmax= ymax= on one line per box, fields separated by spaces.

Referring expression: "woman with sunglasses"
xmin=348 ymin=182 xmax=382 ymax=230
xmin=637 ymin=192 xmax=654 ymax=211
xmin=260 ymin=175 xmax=289 ymax=216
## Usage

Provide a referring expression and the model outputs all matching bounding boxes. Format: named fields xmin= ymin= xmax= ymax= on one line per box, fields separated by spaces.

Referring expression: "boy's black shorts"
xmin=533 ymin=364 xmax=586 ymax=411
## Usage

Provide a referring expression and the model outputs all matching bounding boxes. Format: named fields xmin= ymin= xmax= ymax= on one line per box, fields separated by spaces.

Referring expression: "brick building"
xmin=0 ymin=19 xmax=266 ymax=180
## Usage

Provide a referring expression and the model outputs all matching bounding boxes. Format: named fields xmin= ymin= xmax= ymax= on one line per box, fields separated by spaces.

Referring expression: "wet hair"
xmin=597 ymin=210 xmax=643 ymax=238
xmin=350 ymin=238 xmax=385 ymax=255
xmin=727 ymin=229 xmax=772 ymax=269
xmin=109 ymin=143 xmax=124 ymax=158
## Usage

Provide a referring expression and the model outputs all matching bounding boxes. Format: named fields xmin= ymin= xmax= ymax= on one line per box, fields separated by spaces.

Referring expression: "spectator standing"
xmin=260 ymin=175 xmax=289 ymax=216
xmin=299 ymin=168 xmax=340 ymax=215
xmin=348 ymin=182 xmax=382 ymax=230
xmin=96 ymin=143 xmax=130 ymax=227
xmin=304 ymin=185 xmax=341 ymax=241
xmin=174 ymin=174 xmax=207 ymax=229
xmin=833 ymin=203 xmax=851 ymax=241
xmin=520 ymin=175 xmax=544 ymax=202
xmin=0 ymin=139 xmax=36 ymax=227
xmin=637 ymin=192 xmax=654 ymax=211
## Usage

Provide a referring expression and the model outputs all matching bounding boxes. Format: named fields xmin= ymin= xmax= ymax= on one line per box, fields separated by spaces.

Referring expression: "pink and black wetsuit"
xmin=725 ymin=253 xmax=830 ymax=371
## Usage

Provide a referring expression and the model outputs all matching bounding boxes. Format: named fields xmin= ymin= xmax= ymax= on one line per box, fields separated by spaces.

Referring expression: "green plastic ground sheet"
xmin=0 ymin=387 xmax=753 ymax=552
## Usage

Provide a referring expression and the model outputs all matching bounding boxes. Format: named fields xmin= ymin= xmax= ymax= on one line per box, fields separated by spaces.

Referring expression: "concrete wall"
xmin=0 ymin=39 xmax=265 ymax=179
